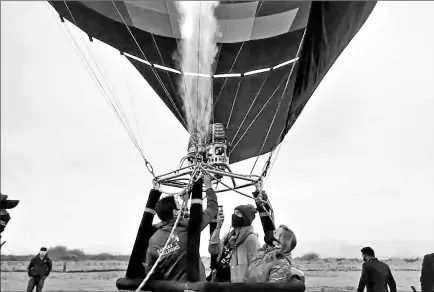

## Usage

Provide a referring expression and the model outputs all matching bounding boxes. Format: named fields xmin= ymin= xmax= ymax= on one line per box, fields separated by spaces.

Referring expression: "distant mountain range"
xmin=291 ymin=240 xmax=433 ymax=259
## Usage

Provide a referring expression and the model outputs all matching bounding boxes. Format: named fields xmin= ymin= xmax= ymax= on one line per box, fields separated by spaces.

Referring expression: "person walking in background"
xmin=357 ymin=246 xmax=397 ymax=292
xmin=421 ymin=253 xmax=434 ymax=292
xmin=27 ymin=247 xmax=52 ymax=292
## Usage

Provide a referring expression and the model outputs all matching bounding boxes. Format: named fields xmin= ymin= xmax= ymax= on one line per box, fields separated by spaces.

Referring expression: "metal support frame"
xmin=154 ymin=155 xmax=263 ymax=195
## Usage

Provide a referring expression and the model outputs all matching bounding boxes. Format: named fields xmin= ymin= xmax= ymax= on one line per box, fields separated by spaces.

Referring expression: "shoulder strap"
xmin=237 ymin=231 xmax=255 ymax=247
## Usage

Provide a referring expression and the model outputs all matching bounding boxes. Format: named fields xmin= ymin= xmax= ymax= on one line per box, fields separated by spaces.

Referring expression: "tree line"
xmin=1 ymin=246 xmax=421 ymax=263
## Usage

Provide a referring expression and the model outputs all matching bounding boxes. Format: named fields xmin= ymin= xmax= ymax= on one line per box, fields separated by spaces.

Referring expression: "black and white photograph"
xmin=1 ymin=1 xmax=433 ymax=292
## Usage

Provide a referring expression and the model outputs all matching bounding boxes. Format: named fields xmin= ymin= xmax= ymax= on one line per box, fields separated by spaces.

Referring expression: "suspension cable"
xmin=225 ymin=78 xmax=242 ymax=128
xmin=256 ymin=27 xmax=308 ymax=181
xmin=110 ymin=1 xmax=188 ymax=130
xmin=229 ymin=72 xmax=271 ymax=146
xmin=49 ymin=2 xmax=156 ymax=177
xmin=264 ymin=140 xmax=284 ymax=186
xmin=122 ymin=58 xmax=144 ymax=151
xmin=229 ymin=69 xmax=292 ymax=156
xmin=211 ymin=1 xmax=264 ymax=120
xmin=135 ymin=196 xmax=187 ymax=292
xmin=135 ymin=167 xmax=200 ymax=291
xmin=51 ymin=3 xmax=135 ymax=146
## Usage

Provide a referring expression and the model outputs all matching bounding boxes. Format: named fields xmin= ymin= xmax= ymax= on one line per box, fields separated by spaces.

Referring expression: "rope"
xmin=211 ymin=1 xmax=264 ymax=118
xmin=135 ymin=166 xmax=200 ymax=291
xmin=231 ymin=28 xmax=306 ymax=167
xmin=229 ymin=72 xmax=271 ymax=146
xmin=256 ymin=27 xmax=308 ymax=182
xmin=52 ymin=4 xmax=132 ymax=141
xmin=229 ymin=70 xmax=292 ymax=156
xmin=122 ymin=58 xmax=144 ymax=150
xmin=246 ymin=27 xmax=308 ymax=177
xmin=110 ymin=1 xmax=188 ymax=130
xmin=150 ymin=33 xmax=179 ymax=111
xmin=263 ymin=139 xmax=284 ymax=186
xmin=226 ymin=78 xmax=243 ymax=129
xmin=135 ymin=164 xmax=205 ymax=291
xmin=135 ymin=196 xmax=187 ymax=292
xmin=55 ymin=2 xmax=156 ymax=177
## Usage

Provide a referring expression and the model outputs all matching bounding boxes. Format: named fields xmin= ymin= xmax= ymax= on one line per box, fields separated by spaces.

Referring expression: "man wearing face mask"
xmin=26 ymin=247 xmax=52 ymax=292
xmin=143 ymin=175 xmax=218 ymax=281
xmin=357 ymin=247 xmax=397 ymax=292
xmin=208 ymin=204 xmax=260 ymax=283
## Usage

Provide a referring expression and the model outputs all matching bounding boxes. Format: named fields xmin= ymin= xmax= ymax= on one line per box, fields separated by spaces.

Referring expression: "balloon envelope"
xmin=49 ymin=1 xmax=376 ymax=163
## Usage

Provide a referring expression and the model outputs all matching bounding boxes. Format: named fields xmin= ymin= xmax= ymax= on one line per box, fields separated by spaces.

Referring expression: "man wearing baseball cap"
xmin=27 ymin=247 xmax=53 ymax=292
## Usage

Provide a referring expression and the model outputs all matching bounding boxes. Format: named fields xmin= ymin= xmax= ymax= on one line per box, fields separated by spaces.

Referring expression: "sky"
xmin=1 ymin=2 xmax=434 ymax=258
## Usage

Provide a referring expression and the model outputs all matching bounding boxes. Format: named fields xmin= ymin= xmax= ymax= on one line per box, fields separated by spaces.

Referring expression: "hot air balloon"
xmin=47 ymin=1 xmax=376 ymax=291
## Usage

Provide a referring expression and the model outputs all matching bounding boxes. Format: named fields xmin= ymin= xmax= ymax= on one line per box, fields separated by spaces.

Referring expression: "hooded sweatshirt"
xmin=208 ymin=225 xmax=260 ymax=283
xmin=144 ymin=188 xmax=218 ymax=281
xmin=244 ymin=237 xmax=304 ymax=283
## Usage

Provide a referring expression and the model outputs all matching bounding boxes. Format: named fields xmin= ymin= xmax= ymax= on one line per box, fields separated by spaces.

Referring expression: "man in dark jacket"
xmin=27 ymin=247 xmax=52 ymax=292
xmin=144 ymin=174 xmax=218 ymax=281
xmin=357 ymin=247 xmax=397 ymax=292
xmin=421 ymin=253 xmax=434 ymax=292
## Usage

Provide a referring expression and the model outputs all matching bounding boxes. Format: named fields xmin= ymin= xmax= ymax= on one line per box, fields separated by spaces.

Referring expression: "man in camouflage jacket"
xmin=244 ymin=224 xmax=304 ymax=283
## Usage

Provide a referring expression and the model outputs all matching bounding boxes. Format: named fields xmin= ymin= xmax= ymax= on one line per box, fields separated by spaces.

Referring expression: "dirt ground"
xmin=1 ymin=270 xmax=421 ymax=292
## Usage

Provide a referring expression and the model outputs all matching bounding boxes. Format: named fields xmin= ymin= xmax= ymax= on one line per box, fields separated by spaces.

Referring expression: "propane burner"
xmin=205 ymin=123 xmax=229 ymax=171
xmin=186 ymin=131 xmax=206 ymax=164
xmin=160 ymin=123 xmax=255 ymax=192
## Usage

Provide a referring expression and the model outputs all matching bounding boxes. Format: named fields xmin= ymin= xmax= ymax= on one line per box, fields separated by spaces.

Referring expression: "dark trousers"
xmin=27 ymin=276 xmax=46 ymax=292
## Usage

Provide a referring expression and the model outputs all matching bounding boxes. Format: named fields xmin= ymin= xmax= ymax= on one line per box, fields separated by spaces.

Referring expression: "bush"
xmin=404 ymin=257 xmax=420 ymax=263
xmin=1 ymin=245 xmax=129 ymax=262
xmin=89 ymin=253 xmax=118 ymax=261
xmin=301 ymin=252 xmax=320 ymax=261
xmin=0 ymin=255 xmax=33 ymax=261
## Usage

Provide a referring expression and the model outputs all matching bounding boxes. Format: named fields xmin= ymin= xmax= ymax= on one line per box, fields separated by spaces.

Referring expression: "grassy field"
xmin=1 ymin=259 xmax=423 ymax=291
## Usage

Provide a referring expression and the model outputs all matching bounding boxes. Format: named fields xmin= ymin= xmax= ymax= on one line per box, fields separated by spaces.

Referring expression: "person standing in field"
xmin=357 ymin=246 xmax=397 ymax=292
xmin=421 ymin=253 xmax=434 ymax=292
xmin=27 ymin=247 xmax=52 ymax=292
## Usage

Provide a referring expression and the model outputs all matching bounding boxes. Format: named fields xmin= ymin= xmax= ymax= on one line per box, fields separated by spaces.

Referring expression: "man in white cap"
xmin=27 ymin=247 xmax=52 ymax=292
